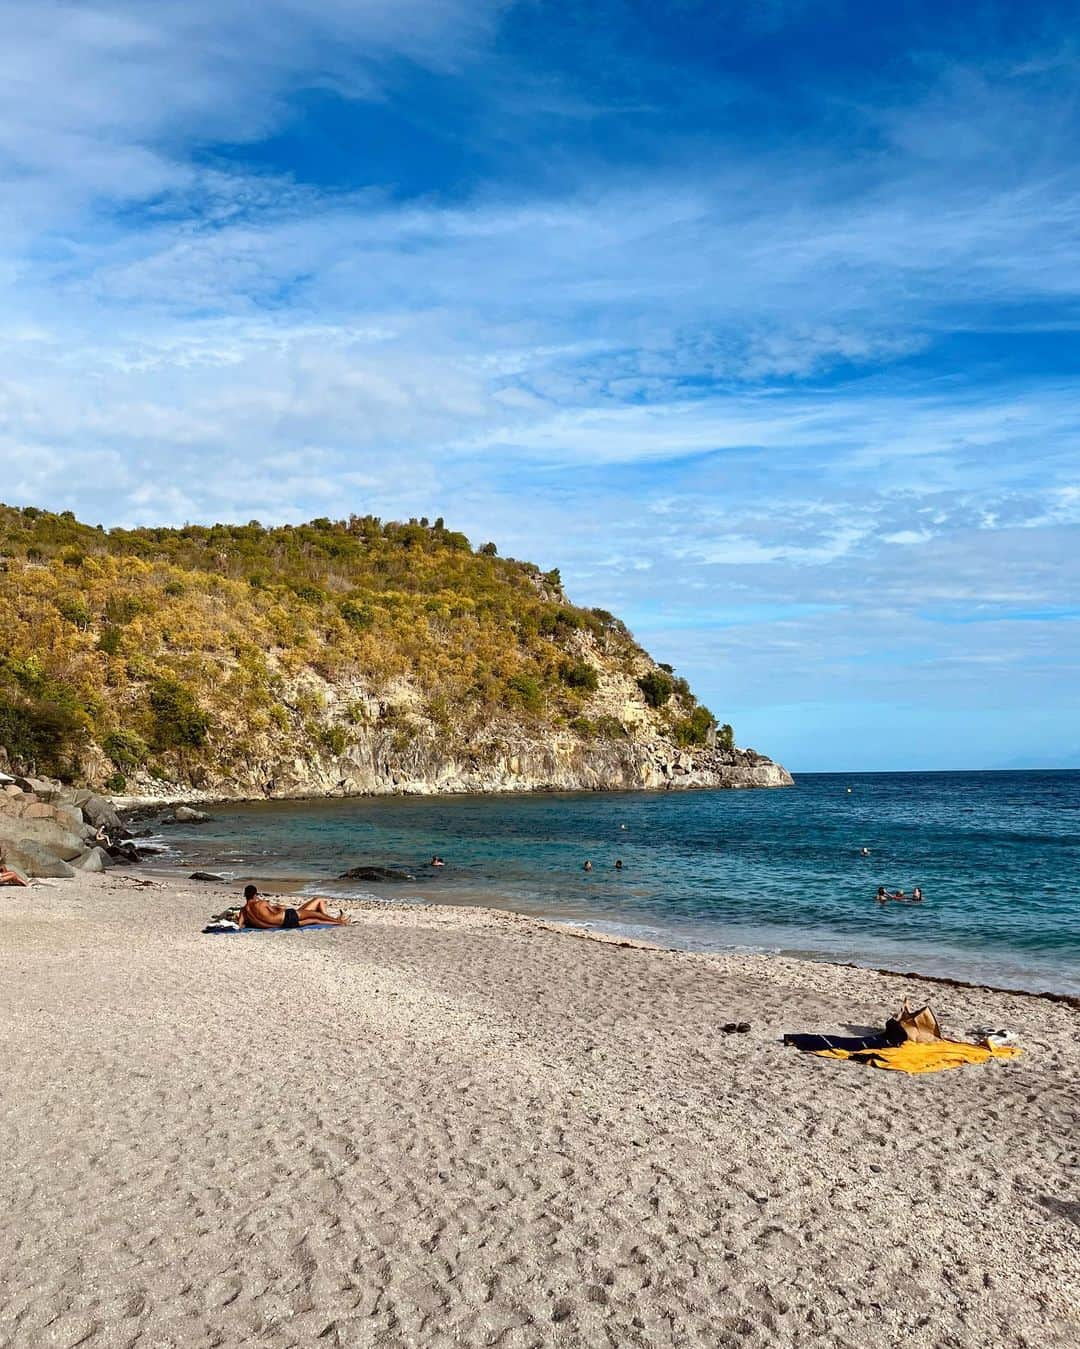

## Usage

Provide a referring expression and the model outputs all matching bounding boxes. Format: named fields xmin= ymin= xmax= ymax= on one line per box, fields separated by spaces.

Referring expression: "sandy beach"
xmin=1 ymin=872 xmax=1077 ymax=1348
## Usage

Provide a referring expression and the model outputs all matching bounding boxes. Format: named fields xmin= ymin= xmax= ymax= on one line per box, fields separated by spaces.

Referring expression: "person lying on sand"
xmin=0 ymin=865 xmax=29 ymax=886
xmin=237 ymin=884 xmax=352 ymax=929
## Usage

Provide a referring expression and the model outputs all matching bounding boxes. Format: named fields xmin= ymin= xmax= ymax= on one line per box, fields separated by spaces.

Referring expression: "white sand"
xmin=1 ymin=871 xmax=1077 ymax=1347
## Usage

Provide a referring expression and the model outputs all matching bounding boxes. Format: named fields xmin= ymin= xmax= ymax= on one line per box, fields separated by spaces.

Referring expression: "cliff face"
xmin=111 ymin=726 xmax=791 ymax=803
xmin=0 ymin=505 xmax=792 ymax=799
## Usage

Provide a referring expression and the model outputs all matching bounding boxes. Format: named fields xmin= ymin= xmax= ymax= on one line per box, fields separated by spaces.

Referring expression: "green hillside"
xmin=0 ymin=504 xmax=726 ymax=789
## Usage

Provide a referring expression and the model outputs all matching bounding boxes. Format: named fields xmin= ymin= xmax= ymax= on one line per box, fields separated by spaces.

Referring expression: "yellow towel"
xmin=813 ymin=1040 xmax=1021 ymax=1074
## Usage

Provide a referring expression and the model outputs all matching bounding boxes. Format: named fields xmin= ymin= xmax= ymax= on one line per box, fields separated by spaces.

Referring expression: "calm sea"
xmin=161 ymin=770 xmax=1080 ymax=994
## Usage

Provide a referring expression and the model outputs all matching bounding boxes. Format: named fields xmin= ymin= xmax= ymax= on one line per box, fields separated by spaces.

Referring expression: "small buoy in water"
xmin=846 ymin=787 xmax=853 ymax=793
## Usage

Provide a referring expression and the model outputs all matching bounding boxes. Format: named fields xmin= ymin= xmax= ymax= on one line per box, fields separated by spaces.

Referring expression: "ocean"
xmin=161 ymin=770 xmax=1080 ymax=995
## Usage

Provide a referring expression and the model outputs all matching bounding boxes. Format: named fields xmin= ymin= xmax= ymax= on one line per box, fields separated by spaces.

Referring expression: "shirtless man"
xmin=237 ymin=884 xmax=351 ymax=929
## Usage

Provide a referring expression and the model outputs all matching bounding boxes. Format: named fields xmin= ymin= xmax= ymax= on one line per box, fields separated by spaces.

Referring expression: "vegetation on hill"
xmin=0 ymin=504 xmax=731 ymax=788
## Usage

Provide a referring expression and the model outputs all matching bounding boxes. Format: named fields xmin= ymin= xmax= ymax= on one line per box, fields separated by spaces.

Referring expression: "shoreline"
xmin=144 ymin=858 xmax=1080 ymax=1007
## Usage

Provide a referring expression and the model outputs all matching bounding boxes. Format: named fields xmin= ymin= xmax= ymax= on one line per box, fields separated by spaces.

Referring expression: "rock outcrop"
xmin=0 ymin=775 xmax=140 ymax=878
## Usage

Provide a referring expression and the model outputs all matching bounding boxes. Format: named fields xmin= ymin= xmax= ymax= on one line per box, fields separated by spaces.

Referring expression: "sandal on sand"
xmin=722 ymin=1022 xmax=752 ymax=1034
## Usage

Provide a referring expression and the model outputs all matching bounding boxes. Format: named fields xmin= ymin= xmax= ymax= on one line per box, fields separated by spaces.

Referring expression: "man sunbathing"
xmin=237 ymin=884 xmax=352 ymax=929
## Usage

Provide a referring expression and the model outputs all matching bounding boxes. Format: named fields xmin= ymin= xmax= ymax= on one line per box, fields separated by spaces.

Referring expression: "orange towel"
xmin=813 ymin=1040 xmax=1021 ymax=1074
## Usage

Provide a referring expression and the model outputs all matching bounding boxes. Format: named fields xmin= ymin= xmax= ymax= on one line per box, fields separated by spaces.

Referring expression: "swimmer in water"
xmin=614 ymin=859 xmax=623 ymax=870
xmin=583 ymin=860 xmax=593 ymax=872
xmin=860 ymin=847 xmax=871 ymax=857
xmin=911 ymin=886 xmax=923 ymax=902
xmin=430 ymin=855 xmax=445 ymax=867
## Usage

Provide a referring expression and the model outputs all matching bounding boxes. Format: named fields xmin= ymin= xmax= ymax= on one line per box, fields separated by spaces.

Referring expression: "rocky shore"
xmin=0 ymin=772 xmax=148 ymax=879
xmin=112 ymin=737 xmax=793 ymax=805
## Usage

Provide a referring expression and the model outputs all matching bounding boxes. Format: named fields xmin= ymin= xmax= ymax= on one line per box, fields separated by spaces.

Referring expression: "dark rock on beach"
xmin=189 ymin=872 xmax=226 ymax=883
xmin=339 ymin=864 xmax=418 ymax=883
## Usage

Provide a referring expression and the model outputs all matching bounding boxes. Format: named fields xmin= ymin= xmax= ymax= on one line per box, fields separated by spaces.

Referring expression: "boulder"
xmin=3 ymin=840 xmax=75 ymax=879
xmin=13 ymin=776 xmax=58 ymax=802
xmin=80 ymin=794 xmax=122 ymax=833
xmin=189 ymin=871 xmax=226 ymax=883
xmin=173 ymin=806 xmax=210 ymax=824
xmin=73 ymin=847 xmax=113 ymax=873
xmin=106 ymin=841 xmax=143 ymax=864
xmin=0 ymin=816 xmax=87 ymax=861
xmin=338 ymin=864 xmax=418 ymax=883
xmin=53 ymin=803 xmax=87 ymax=832
xmin=23 ymin=801 xmax=56 ymax=820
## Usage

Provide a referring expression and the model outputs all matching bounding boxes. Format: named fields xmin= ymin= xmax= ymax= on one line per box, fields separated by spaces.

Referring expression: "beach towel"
xmin=202 ymin=922 xmax=340 ymax=934
xmin=812 ymin=1040 xmax=1021 ymax=1074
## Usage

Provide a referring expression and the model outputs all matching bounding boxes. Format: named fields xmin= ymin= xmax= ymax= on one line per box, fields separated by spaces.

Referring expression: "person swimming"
xmin=583 ymin=860 xmax=593 ymax=872
xmin=430 ymin=855 xmax=445 ymax=867
xmin=614 ymin=859 xmax=623 ymax=870
xmin=860 ymin=846 xmax=871 ymax=857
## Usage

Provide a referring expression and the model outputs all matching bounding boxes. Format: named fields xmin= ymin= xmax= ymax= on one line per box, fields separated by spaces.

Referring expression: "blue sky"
xmin=1 ymin=1 xmax=1078 ymax=771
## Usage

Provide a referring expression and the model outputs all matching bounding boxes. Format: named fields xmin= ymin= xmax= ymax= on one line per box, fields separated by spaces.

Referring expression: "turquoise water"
xmin=163 ymin=771 xmax=1080 ymax=994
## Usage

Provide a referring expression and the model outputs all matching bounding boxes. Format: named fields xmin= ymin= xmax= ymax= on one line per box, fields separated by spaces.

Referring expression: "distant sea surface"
xmin=162 ymin=771 xmax=1080 ymax=995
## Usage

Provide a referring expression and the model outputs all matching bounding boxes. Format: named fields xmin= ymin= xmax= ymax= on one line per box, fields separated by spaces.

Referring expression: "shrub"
xmin=717 ymin=722 xmax=734 ymax=750
xmin=672 ymin=706 xmax=717 ymax=747
xmin=103 ymin=728 xmax=149 ymax=770
xmin=104 ymin=594 xmax=144 ymax=624
xmin=340 ymin=600 xmax=374 ymax=630
xmin=479 ymin=542 xmax=498 ymax=556
xmin=0 ymin=694 xmax=88 ymax=777
xmin=594 ymin=714 xmax=626 ymax=739
xmin=638 ymin=670 xmax=674 ymax=708
xmin=319 ymin=724 xmax=348 ymax=756
xmin=98 ymin=626 xmax=123 ymax=655
xmin=560 ymin=660 xmax=599 ymax=692
xmin=56 ymin=595 xmax=92 ymax=629
xmin=105 ymin=771 xmax=127 ymax=792
xmin=290 ymin=583 xmax=326 ymax=605
xmin=148 ymin=677 xmax=209 ymax=749
xmin=507 ymin=673 xmax=544 ymax=713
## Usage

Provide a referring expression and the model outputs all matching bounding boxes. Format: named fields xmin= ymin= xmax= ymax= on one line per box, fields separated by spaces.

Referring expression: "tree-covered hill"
xmin=0 ymin=504 xmax=782 ymax=798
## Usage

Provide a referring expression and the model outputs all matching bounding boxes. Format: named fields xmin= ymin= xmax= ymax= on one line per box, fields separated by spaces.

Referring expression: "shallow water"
xmin=161 ymin=770 xmax=1080 ymax=993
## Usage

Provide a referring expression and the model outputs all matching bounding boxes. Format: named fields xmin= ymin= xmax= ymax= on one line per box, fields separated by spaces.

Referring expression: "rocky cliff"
xmin=0 ymin=505 xmax=792 ymax=800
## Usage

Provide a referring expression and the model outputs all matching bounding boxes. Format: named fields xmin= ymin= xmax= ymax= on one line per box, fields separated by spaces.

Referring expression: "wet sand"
xmin=1 ymin=871 xmax=1077 ymax=1347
